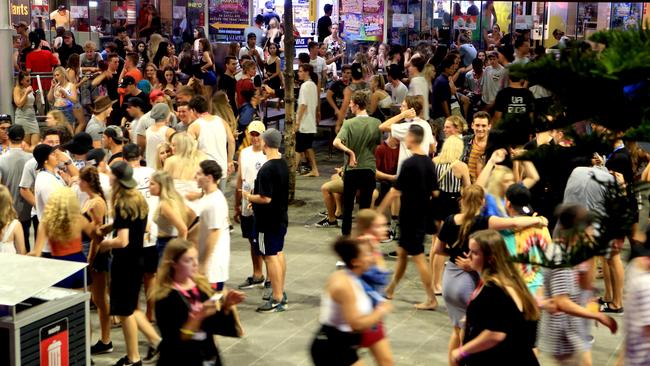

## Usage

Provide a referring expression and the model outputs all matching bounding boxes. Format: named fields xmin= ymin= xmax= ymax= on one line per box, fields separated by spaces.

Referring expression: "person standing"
xmin=235 ymin=122 xmax=268 ymax=290
xmin=317 ymin=4 xmax=333 ymax=43
xmin=218 ymin=56 xmax=239 ymax=116
xmin=406 ymin=56 xmax=430 ymax=122
xmin=195 ymin=160 xmax=231 ymax=292
xmin=623 ymin=236 xmax=650 ymax=366
xmin=333 ymin=91 xmax=382 ymax=235
xmin=13 ymin=71 xmax=40 ymax=148
xmin=431 ymin=56 xmax=457 ymax=127
xmin=243 ymin=15 xmax=265 ymax=48
xmin=86 ymin=96 xmax=116 ymax=148
xmin=377 ymin=125 xmax=438 ymax=310
xmin=144 ymin=103 xmax=174 ymax=168
xmin=242 ymin=129 xmax=289 ymax=313
xmin=462 ymin=111 xmax=492 ymax=183
xmin=296 ymin=63 xmax=320 ymax=177
xmin=326 ymin=64 xmax=351 ymax=118
xmin=50 ymin=5 xmax=71 ymax=30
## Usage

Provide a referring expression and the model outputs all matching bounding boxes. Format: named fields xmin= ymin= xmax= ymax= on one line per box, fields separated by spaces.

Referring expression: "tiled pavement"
xmin=93 ymin=142 xmax=625 ymax=366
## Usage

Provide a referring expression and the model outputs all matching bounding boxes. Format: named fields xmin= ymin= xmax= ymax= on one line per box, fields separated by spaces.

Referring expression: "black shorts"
xmin=296 ymin=132 xmax=315 ymax=153
xmin=110 ymin=256 xmax=144 ymax=316
xmin=241 ymin=215 xmax=255 ymax=240
xmin=255 ymin=226 xmax=287 ymax=256
xmin=142 ymin=246 xmax=159 ymax=274
xmin=398 ymin=220 xmax=427 ymax=256
xmin=311 ymin=325 xmax=361 ymax=366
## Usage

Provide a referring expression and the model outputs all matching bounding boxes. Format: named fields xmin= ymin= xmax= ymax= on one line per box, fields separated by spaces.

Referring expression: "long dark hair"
xmin=79 ymin=166 xmax=106 ymax=203
xmin=153 ymin=41 xmax=169 ymax=67
xmin=136 ymin=41 xmax=150 ymax=64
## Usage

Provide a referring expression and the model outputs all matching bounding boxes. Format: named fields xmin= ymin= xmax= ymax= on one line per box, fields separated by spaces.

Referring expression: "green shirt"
xmin=336 ymin=115 xmax=382 ymax=172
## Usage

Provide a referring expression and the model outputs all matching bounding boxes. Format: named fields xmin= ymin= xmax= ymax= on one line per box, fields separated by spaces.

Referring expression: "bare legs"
xmin=369 ymin=338 xmax=394 ymax=366
xmin=304 ymin=149 xmax=319 ymax=177
xmin=384 ymin=248 xmax=437 ymax=310
xmin=119 ymin=315 xmax=140 ymax=362
xmin=143 ymin=272 xmax=156 ymax=322
xmin=250 ymin=239 xmax=264 ymax=279
xmin=91 ymin=271 xmax=111 ymax=344
xmin=264 ymin=252 xmax=286 ymax=302
xmin=605 ymin=251 xmax=624 ymax=310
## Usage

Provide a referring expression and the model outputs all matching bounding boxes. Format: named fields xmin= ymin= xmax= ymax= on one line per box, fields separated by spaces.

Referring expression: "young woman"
xmin=160 ymin=42 xmax=180 ymax=71
xmin=144 ymin=63 xmax=160 ymax=91
xmin=264 ymin=43 xmax=282 ymax=98
xmin=78 ymin=166 xmax=112 ymax=354
xmin=0 ymin=185 xmax=26 ymax=254
xmin=34 ymin=187 xmax=95 ymax=289
xmin=161 ymin=67 xmax=181 ymax=98
xmin=433 ymin=184 xmax=548 ymax=365
xmin=135 ymin=41 xmax=150 ymax=70
xmin=65 ymin=53 xmax=89 ymax=132
xmin=150 ymin=171 xmax=197 ymax=257
xmin=48 ymin=66 xmax=78 ymax=128
xmin=164 ymin=132 xmax=206 ymax=212
xmin=450 ymin=229 xmax=540 ymax=365
xmin=13 ymin=71 xmax=40 ymax=147
xmin=45 ymin=110 xmax=74 ymax=142
xmin=152 ymin=41 xmax=170 ymax=69
xmin=367 ymin=75 xmax=392 ymax=118
xmin=198 ymin=38 xmax=216 ymax=99
xmin=154 ymin=238 xmax=245 ymax=365
xmin=443 ymin=115 xmax=468 ymax=138
xmin=156 ymin=142 xmax=173 ymax=170
xmin=211 ymin=92 xmax=238 ymax=137
xmin=311 ymin=237 xmax=393 ymax=366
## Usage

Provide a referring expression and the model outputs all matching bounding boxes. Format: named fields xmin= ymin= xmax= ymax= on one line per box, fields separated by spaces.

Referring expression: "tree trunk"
xmin=283 ymin=0 xmax=297 ymax=201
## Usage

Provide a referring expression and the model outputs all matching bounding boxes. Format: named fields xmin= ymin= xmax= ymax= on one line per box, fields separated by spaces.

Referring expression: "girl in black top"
xmin=451 ymin=229 xmax=540 ymax=366
xmin=264 ymin=43 xmax=282 ymax=98
xmin=155 ymin=239 xmax=245 ymax=366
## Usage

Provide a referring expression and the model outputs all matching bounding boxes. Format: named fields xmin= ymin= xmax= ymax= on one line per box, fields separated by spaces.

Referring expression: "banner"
xmin=209 ymin=0 xmax=249 ymax=31
xmin=70 ymin=5 xmax=88 ymax=19
xmin=340 ymin=0 xmax=383 ymax=41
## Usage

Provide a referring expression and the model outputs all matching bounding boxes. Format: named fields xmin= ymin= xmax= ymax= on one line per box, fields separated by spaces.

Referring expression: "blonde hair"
xmin=0 ymin=186 xmax=17 ymax=232
xmin=84 ymin=41 xmax=96 ymax=51
xmin=423 ymin=63 xmax=436 ymax=84
xmin=165 ymin=132 xmax=205 ymax=180
xmin=370 ymin=75 xmax=385 ymax=91
xmin=211 ymin=92 xmax=237 ymax=132
xmin=485 ymin=165 xmax=513 ymax=216
xmin=354 ymin=209 xmax=379 ymax=236
xmin=454 ymin=185 xmax=485 ymax=249
xmin=434 ymin=135 xmax=464 ymax=164
xmin=53 ymin=66 xmax=70 ymax=84
xmin=111 ymin=182 xmax=148 ymax=221
xmin=42 ymin=187 xmax=81 ymax=242
xmin=148 ymin=34 xmax=164 ymax=60
xmin=151 ymin=171 xmax=185 ymax=222
xmin=154 ymin=238 xmax=213 ymax=300
xmin=445 ymin=115 xmax=467 ymax=134
xmin=156 ymin=142 xmax=172 ymax=170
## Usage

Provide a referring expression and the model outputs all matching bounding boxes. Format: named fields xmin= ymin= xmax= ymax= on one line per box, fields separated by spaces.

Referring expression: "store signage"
xmin=12 ymin=3 xmax=30 ymax=16
xmin=39 ymin=318 xmax=69 ymax=366
xmin=214 ymin=28 xmax=245 ymax=43
xmin=209 ymin=0 xmax=249 ymax=30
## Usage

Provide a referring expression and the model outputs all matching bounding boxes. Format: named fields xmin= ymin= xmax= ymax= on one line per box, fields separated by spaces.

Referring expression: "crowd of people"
xmin=3 ymin=3 xmax=650 ymax=366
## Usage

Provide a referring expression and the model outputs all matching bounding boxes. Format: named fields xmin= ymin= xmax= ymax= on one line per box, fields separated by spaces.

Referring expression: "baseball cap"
xmin=86 ymin=148 xmax=106 ymax=166
xmin=122 ymin=143 xmax=140 ymax=161
xmin=119 ymin=75 xmax=136 ymax=88
xmin=8 ymin=125 xmax=25 ymax=142
xmin=262 ymin=128 xmax=282 ymax=149
xmin=247 ymin=121 xmax=266 ymax=135
xmin=110 ymin=161 xmax=137 ymax=188
xmin=103 ymin=125 xmax=127 ymax=143
xmin=149 ymin=89 xmax=165 ymax=103
xmin=34 ymin=144 xmax=55 ymax=170
xmin=0 ymin=114 xmax=12 ymax=123
xmin=506 ymin=184 xmax=534 ymax=216
xmin=150 ymin=103 xmax=170 ymax=121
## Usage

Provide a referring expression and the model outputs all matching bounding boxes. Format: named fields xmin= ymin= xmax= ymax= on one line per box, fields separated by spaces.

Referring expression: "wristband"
xmin=458 ymin=346 xmax=470 ymax=359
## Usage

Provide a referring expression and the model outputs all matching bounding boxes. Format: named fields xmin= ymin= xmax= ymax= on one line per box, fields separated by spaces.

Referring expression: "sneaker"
xmin=238 ymin=276 xmax=265 ymax=290
xmin=381 ymin=230 xmax=394 ymax=243
xmin=318 ymin=210 xmax=327 ymax=217
xmin=113 ymin=356 xmax=142 ymax=366
xmin=282 ymin=292 xmax=288 ymax=305
xmin=142 ymin=345 xmax=159 ymax=364
xmin=256 ymin=299 xmax=287 ymax=313
xmin=90 ymin=340 xmax=113 ymax=355
xmin=262 ymin=281 xmax=272 ymax=301
xmin=315 ymin=217 xmax=338 ymax=228
xmin=387 ymin=251 xmax=398 ymax=259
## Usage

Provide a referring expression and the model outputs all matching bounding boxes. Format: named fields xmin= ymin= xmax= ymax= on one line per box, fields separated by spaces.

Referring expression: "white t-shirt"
xmin=391 ymin=118 xmax=434 ymax=173
xmin=386 ymin=81 xmax=409 ymax=105
xmin=298 ymin=80 xmax=319 ymax=134
xmin=239 ymin=146 xmax=267 ymax=217
xmin=35 ymin=170 xmax=65 ymax=253
xmin=134 ymin=112 xmax=155 ymax=137
xmin=198 ymin=190 xmax=230 ymax=284
xmin=310 ymin=56 xmax=326 ymax=83
xmin=408 ymin=76 xmax=430 ymax=121
xmin=133 ymin=166 xmax=156 ymax=248
xmin=196 ymin=115 xmax=228 ymax=176
xmin=238 ymin=45 xmax=265 ymax=78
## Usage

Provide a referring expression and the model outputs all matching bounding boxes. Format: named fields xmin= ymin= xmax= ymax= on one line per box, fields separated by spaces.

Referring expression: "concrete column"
xmin=0 ymin=0 xmax=15 ymax=115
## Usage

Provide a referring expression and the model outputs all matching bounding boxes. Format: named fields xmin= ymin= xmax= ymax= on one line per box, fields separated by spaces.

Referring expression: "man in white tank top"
xmin=187 ymin=95 xmax=236 ymax=184
xmin=234 ymin=121 xmax=268 ymax=290
xmin=144 ymin=104 xmax=174 ymax=168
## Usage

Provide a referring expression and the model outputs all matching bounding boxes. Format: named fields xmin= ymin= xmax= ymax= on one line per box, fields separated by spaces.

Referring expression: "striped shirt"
xmin=435 ymin=162 xmax=463 ymax=193
xmin=625 ymin=262 xmax=650 ymax=366
xmin=467 ymin=141 xmax=485 ymax=183
xmin=538 ymin=259 xmax=584 ymax=357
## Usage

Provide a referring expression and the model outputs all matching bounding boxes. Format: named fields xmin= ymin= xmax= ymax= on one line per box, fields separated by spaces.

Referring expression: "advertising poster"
xmin=40 ymin=318 xmax=69 ymax=366
xmin=173 ymin=6 xmax=185 ymax=20
xmin=341 ymin=0 xmax=361 ymax=14
xmin=209 ymin=0 xmax=249 ymax=31
xmin=31 ymin=5 xmax=49 ymax=17
xmin=113 ymin=4 xmax=127 ymax=20
xmin=70 ymin=5 xmax=88 ymax=19
xmin=453 ymin=15 xmax=477 ymax=30
xmin=341 ymin=0 xmax=383 ymax=41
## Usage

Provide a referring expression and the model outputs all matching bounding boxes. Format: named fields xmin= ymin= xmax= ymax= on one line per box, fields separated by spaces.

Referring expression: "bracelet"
xmin=180 ymin=328 xmax=195 ymax=336
xmin=458 ymin=346 xmax=470 ymax=359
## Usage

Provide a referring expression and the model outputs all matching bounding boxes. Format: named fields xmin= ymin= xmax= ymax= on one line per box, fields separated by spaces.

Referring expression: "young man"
xmin=237 ymin=88 xmax=262 ymax=148
xmin=406 ymin=55 xmax=430 ymax=121
xmin=235 ymin=121 xmax=268 ymax=289
xmin=326 ymin=64 xmax=351 ymax=117
xmin=336 ymin=63 xmax=369 ymax=132
xmin=133 ymin=90 xmax=166 ymax=147
xmin=243 ymin=15 xmax=265 ymax=48
xmin=296 ymin=63 xmax=320 ymax=177
xmin=242 ymin=129 xmax=289 ymax=313
xmin=373 ymin=134 xmax=400 ymax=237
xmin=92 ymin=52 xmax=122 ymax=124
xmin=464 ymin=57 xmax=484 ymax=108
xmin=308 ymin=41 xmax=327 ymax=88
xmin=492 ymin=72 xmax=535 ymax=127
xmin=431 ymin=56 xmax=457 ymax=125
xmin=86 ymin=96 xmax=115 ymax=148
xmin=174 ymin=101 xmax=195 ymax=132
xmin=0 ymin=125 xmax=32 ymax=249
xmin=124 ymin=97 xmax=149 ymax=152
xmin=378 ymin=124 xmax=438 ymax=310
xmin=462 ymin=111 xmax=491 ymax=183
xmin=317 ymin=4 xmax=333 ymax=42
xmin=195 ymin=160 xmax=231 ymax=291
xmin=103 ymin=125 xmax=126 ymax=165
xmin=218 ymin=56 xmax=239 ymax=115
xmin=188 ymin=96 xmax=236 ymax=183
xmin=0 ymin=117 xmax=12 ymax=154
xmin=236 ymin=60 xmax=257 ymax=108
xmin=513 ymin=37 xmax=531 ymax=64
xmin=385 ymin=64 xmax=408 ymax=106
xmin=239 ymin=32 xmax=264 ymax=76
xmin=119 ymin=76 xmax=150 ymax=123
xmin=480 ymin=51 xmax=506 ymax=109
xmin=144 ymin=103 xmax=174 ymax=168
xmin=333 ymin=91 xmax=382 ymax=235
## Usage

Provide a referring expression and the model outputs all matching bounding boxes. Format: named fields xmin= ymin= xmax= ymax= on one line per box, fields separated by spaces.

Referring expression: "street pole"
xmin=0 ymin=0 xmax=15 ymax=115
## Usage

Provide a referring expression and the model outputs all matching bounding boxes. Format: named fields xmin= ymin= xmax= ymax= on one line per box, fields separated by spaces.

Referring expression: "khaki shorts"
xmin=322 ymin=175 xmax=343 ymax=194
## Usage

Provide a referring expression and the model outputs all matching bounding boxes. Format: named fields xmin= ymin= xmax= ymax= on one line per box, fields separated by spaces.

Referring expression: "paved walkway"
xmin=93 ymin=143 xmax=625 ymax=366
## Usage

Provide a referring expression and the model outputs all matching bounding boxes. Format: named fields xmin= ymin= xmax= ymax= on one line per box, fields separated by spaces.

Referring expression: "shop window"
xmin=611 ymin=2 xmax=644 ymax=30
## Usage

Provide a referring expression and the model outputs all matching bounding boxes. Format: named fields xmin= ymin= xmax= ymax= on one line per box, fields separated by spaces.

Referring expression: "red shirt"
xmin=375 ymin=142 xmax=399 ymax=176
xmin=236 ymin=78 xmax=255 ymax=108
xmin=26 ymin=49 xmax=59 ymax=91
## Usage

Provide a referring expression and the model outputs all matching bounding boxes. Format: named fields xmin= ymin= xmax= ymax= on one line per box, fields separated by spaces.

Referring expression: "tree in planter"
xmin=283 ymin=0 xmax=297 ymax=201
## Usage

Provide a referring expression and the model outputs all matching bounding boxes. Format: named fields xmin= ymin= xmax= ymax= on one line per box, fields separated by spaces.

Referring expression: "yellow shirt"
xmin=50 ymin=10 xmax=70 ymax=29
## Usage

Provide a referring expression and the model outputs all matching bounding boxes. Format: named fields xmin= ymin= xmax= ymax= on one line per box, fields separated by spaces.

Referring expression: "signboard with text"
xmin=340 ymin=0 xmax=383 ymax=41
xmin=209 ymin=0 xmax=249 ymax=35
xmin=39 ymin=318 xmax=69 ymax=366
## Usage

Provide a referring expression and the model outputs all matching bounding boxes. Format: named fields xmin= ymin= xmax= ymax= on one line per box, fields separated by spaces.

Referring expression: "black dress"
xmin=264 ymin=58 xmax=282 ymax=96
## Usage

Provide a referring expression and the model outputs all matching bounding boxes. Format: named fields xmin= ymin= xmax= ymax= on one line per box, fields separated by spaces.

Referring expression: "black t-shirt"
xmin=432 ymin=74 xmax=452 ymax=119
xmin=122 ymin=91 xmax=151 ymax=121
xmin=111 ymin=205 xmax=147 ymax=263
xmin=317 ymin=15 xmax=332 ymax=43
xmin=395 ymin=154 xmax=437 ymax=221
xmin=606 ymin=146 xmax=634 ymax=185
xmin=462 ymin=283 xmax=539 ymax=366
xmin=494 ymin=87 xmax=535 ymax=117
xmin=58 ymin=43 xmax=84 ymax=68
xmin=328 ymin=80 xmax=347 ymax=109
xmin=438 ymin=214 xmax=490 ymax=262
xmin=253 ymin=158 xmax=289 ymax=232
xmin=218 ymin=74 xmax=238 ymax=116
